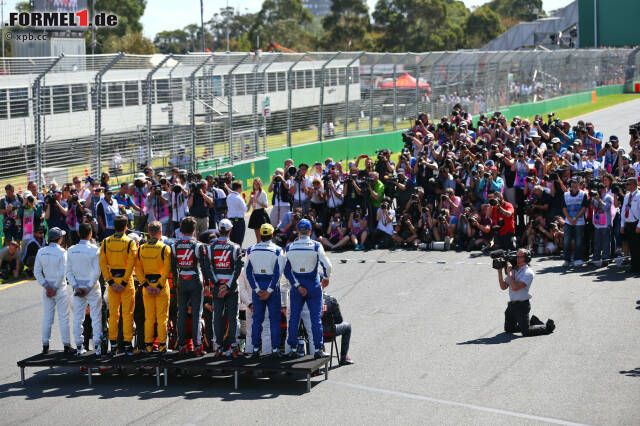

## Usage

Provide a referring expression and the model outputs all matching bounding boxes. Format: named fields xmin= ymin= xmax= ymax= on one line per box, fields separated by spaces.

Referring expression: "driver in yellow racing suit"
xmin=99 ymin=215 xmax=138 ymax=355
xmin=135 ymin=221 xmax=172 ymax=353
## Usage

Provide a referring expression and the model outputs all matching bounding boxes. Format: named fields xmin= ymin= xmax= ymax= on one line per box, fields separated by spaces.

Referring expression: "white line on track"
xmin=328 ymin=380 xmax=591 ymax=426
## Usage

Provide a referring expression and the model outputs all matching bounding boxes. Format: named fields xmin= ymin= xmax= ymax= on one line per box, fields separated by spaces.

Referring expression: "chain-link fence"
xmin=0 ymin=48 xmax=637 ymax=191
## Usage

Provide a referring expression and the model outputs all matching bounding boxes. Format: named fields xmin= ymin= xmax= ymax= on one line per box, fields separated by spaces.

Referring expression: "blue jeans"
xmin=563 ymin=224 xmax=584 ymax=262
xmin=592 ymin=227 xmax=611 ymax=262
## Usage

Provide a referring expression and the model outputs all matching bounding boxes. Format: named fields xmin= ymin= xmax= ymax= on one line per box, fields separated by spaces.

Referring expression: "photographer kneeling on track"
xmin=495 ymin=248 xmax=555 ymax=336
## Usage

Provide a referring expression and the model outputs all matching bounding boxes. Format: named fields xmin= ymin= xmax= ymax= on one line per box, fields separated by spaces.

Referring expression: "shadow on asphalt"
xmin=0 ymin=368 xmax=322 ymax=400
xmin=618 ymin=368 xmax=640 ymax=377
xmin=456 ymin=332 xmax=521 ymax=345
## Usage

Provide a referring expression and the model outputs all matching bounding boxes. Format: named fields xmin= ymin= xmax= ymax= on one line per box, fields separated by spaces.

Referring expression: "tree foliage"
xmin=465 ymin=6 xmax=505 ymax=49
xmin=372 ymin=0 xmax=464 ymax=52
xmin=249 ymin=0 xmax=315 ymax=51
xmin=103 ymin=31 xmax=155 ymax=54
xmin=148 ymin=0 xmax=548 ymax=53
xmin=321 ymin=0 xmax=371 ymax=51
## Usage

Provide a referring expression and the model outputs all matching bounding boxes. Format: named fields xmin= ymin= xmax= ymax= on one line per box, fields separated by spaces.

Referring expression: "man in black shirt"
xmin=322 ymin=293 xmax=354 ymax=366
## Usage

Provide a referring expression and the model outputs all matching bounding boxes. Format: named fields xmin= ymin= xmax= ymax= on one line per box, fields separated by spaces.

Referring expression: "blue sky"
xmin=1 ymin=0 xmax=576 ymax=39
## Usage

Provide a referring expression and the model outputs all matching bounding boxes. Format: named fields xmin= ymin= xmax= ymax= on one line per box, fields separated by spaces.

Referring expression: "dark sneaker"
xmin=251 ymin=347 xmax=261 ymax=359
xmin=42 ymin=345 xmax=49 ymax=355
xmin=546 ymin=319 xmax=556 ymax=333
xmin=63 ymin=345 xmax=76 ymax=355
xmin=314 ymin=349 xmax=327 ymax=359
xmin=271 ymin=349 xmax=282 ymax=359
xmin=286 ymin=351 xmax=300 ymax=359
xmin=339 ymin=355 xmax=354 ymax=366
xmin=530 ymin=315 xmax=543 ymax=326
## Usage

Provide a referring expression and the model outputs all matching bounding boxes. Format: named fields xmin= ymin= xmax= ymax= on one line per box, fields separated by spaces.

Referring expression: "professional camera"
xmin=172 ymin=184 xmax=183 ymax=194
xmin=629 ymin=122 xmax=640 ymax=137
xmin=189 ymin=180 xmax=206 ymax=193
xmin=490 ymin=249 xmax=518 ymax=270
xmin=380 ymin=201 xmax=390 ymax=210
xmin=273 ymin=174 xmax=283 ymax=183
xmin=45 ymin=193 xmax=57 ymax=205
xmin=489 ymin=198 xmax=499 ymax=207
xmin=70 ymin=194 xmax=79 ymax=203
xmin=153 ymin=185 xmax=162 ymax=196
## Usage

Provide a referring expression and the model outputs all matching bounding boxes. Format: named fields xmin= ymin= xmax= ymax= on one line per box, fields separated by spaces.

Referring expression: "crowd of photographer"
xmin=263 ymin=108 xmax=640 ymax=274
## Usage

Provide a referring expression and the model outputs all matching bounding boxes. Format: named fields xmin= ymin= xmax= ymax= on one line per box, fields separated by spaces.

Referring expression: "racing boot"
xmin=195 ymin=344 xmax=207 ymax=357
xmin=271 ymin=348 xmax=282 ymax=359
xmin=251 ymin=346 xmax=261 ymax=359
xmin=313 ymin=348 xmax=328 ymax=359
xmin=63 ymin=345 xmax=76 ymax=355
xmin=109 ymin=340 xmax=118 ymax=356
xmin=145 ymin=343 xmax=154 ymax=353
xmin=76 ymin=345 xmax=86 ymax=356
xmin=94 ymin=339 xmax=102 ymax=356
xmin=124 ymin=342 xmax=137 ymax=355
xmin=41 ymin=344 xmax=49 ymax=355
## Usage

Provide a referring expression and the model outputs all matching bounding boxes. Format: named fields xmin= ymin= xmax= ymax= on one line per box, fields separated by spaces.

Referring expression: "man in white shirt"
xmin=620 ymin=178 xmax=640 ymax=274
xmin=497 ymin=249 xmax=555 ymax=336
xmin=324 ymin=169 xmax=343 ymax=218
xmin=291 ymin=163 xmax=310 ymax=213
xmin=226 ymin=180 xmax=248 ymax=246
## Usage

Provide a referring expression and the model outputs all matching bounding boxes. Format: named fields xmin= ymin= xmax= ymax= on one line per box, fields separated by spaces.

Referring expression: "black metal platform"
xmin=17 ymin=351 xmax=329 ymax=392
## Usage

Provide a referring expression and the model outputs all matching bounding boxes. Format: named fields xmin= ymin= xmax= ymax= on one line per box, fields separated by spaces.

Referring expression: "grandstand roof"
xmin=480 ymin=1 xmax=578 ymax=51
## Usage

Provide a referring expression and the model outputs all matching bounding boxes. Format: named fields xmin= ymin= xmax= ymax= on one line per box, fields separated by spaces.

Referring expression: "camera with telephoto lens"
xmin=629 ymin=122 xmax=640 ymax=137
xmin=172 ymin=184 xmax=183 ymax=194
xmin=70 ymin=194 xmax=79 ymax=203
xmin=490 ymin=249 xmax=518 ymax=270
xmin=293 ymin=213 xmax=302 ymax=221
xmin=153 ymin=185 xmax=162 ymax=196
xmin=294 ymin=169 xmax=305 ymax=183
xmin=45 ymin=193 xmax=56 ymax=205
xmin=381 ymin=202 xmax=390 ymax=210
xmin=273 ymin=174 xmax=283 ymax=183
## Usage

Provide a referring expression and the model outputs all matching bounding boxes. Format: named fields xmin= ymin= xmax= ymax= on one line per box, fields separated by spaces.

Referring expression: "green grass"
xmin=523 ymin=94 xmax=639 ymax=122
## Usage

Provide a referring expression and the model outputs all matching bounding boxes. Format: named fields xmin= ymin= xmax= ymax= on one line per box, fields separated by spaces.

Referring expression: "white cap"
xmin=219 ymin=218 xmax=233 ymax=231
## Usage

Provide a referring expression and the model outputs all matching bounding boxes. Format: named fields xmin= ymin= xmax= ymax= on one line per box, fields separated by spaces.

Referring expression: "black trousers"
xmin=213 ymin=291 xmax=239 ymax=349
xmin=229 ymin=218 xmax=246 ymax=247
xmin=626 ymin=221 xmax=640 ymax=273
xmin=334 ymin=322 xmax=352 ymax=359
xmin=504 ymin=300 xmax=550 ymax=336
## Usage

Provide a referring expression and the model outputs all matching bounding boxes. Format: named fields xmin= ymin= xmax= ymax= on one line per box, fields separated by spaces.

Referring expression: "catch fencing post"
xmin=189 ymin=54 xmax=214 ymax=172
xmin=93 ymin=52 xmax=124 ymax=178
xmin=286 ymin=53 xmax=308 ymax=147
xmin=226 ymin=53 xmax=251 ymax=165
xmin=318 ymin=52 xmax=341 ymax=142
xmin=145 ymin=54 xmax=172 ymax=167
xmin=344 ymin=52 xmax=364 ymax=137
xmin=32 ymin=53 xmax=64 ymax=190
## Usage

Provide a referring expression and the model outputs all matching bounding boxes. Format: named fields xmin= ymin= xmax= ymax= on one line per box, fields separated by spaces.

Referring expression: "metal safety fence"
xmin=0 ymin=48 xmax=638 ymax=191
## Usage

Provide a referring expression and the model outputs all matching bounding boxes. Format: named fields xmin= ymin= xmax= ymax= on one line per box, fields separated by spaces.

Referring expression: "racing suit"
xmin=99 ymin=233 xmax=138 ymax=349
xmin=171 ymin=237 xmax=211 ymax=348
xmin=245 ymin=241 xmax=285 ymax=352
xmin=208 ymin=236 xmax=243 ymax=351
xmin=239 ymin=271 xmax=270 ymax=354
xmin=135 ymin=239 xmax=172 ymax=351
xmin=34 ymin=243 xmax=71 ymax=347
xmin=284 ymin=236 xmax=332 ymax=353
xmin=66 ymin=240 xmax=102 ymax=352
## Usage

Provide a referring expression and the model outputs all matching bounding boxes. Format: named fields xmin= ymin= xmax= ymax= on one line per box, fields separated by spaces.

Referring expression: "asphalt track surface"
xmin=1 ymin=99 xmax=639 ymax=425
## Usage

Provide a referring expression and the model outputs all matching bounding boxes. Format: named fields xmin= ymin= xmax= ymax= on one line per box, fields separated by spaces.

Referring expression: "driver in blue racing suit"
xmin=283 ymin=219 xmax=332 ymax=359
xmin=245 ymin=223 xmax=286 ymax=358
